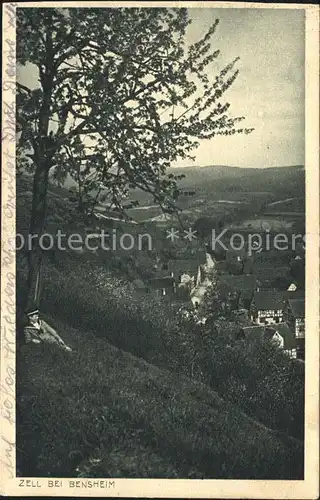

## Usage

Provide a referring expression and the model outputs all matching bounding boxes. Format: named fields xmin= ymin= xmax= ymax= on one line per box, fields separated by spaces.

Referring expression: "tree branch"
xmin=17 ymin=82 xmax=32 ymax=94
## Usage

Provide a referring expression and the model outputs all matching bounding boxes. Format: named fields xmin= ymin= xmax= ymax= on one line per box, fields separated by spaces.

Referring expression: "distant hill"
xmin=22 ymin=163 xmax=305 ymax=228
xmin=169 ymin=164 xmax=304 ymax=183
xmin=167 ymin=165 xmax=305 ymax=200
xmin=49 ymin=164 xmax=304 ymax=203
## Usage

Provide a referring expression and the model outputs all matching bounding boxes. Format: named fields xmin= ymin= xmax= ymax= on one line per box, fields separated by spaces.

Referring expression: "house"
xmin=225 ymin=248 xmax=256 ymax=276
xmin=232 ymin=308 xmax=249 ymax=322
xmin=289 ymin=257 xmax=305 ymax=288
xmin=226 ymin=248 xmax=248 ymax=274
xmin=238 ymin=323 xmax=297 ymax=359
xmin=203 ymin=252 xmax=216 ymax=272
xmin=285 ymin=290 xmax=305 ymax=299
xmin=215 ymin=261 xmax=228 ymax=273
xmin=253 ymin=265 xmax=291 ymax=289
xmin=190 ymin=276 xmax=213 ymax=309
xmin=184 ymin=254 xmax=216 ymax=308
xmin=242 ymin=259 xmax=254 ymax=274
xmin=250 ymin=291 xmax=288 ymax=325
xmin=218 ymin=274 xmax=258 ymax=310
xmin=287 ymin=282 xmax=298 ymax=292
xmin=167 ymin=258 xmax=204 ymax=288
xmin=238 ymin=325 xmax=276 ymax=341
xmin=181 ymin=190 xmax=196 ymax=197
xmin=284 ymin=297 xmax=305 ymax=336
xmin=271 ymin=323 xmax=297 ymax=359
xmin=226 ymin=248 xmax=247 ymax=264
xmin=283 ymin=297 xmax=305 ymax=358
xmin=145 ymin=276 xmax=175 ymax=297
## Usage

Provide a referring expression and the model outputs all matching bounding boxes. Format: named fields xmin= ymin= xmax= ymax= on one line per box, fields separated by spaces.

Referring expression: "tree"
xmin=199 ymin=277 xmax=234 ymax=320
xmin=193 ymin=216 xmax=217 ymax=239
xmin=17 ymin=7 xmax=253 ymax=316
xmin=178 ymin=307 xmax=304 ymax=439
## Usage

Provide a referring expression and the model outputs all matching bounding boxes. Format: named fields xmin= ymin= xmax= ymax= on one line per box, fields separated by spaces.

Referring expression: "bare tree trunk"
xmin=22 ymin=16 xmax=54 ymax=314
xmin=18 ymin=15 xmax=72 ymax=352
xmin=76 ymin=162 xmax=84 ymax=213
xmin=18 ymin=158 xmax=50 ymax=345
xmin=24 ymin=163 xmax=50 ymax=311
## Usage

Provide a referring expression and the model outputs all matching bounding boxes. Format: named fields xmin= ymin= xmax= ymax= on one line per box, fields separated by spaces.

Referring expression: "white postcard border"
xmin=1 ymin=2 xmax=319 ymax=498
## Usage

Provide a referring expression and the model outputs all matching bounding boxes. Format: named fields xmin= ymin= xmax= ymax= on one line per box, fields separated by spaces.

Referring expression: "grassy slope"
xmin=17 ymin=315 xmax=303 ymax=479
xmin=16 ymin=174 xmax=304 ymax=479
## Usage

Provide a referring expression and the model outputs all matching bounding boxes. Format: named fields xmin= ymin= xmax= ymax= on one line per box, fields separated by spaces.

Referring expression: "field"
xmin=121 ymin=166 xmax=305 ymax=231
xmin=45 ymin=166 xmax=305 ymax=234
xmin=232 ymin=218 xmax=294 ymax=231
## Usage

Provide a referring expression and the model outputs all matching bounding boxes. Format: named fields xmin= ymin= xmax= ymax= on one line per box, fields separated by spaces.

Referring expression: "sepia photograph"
xmin=1 ymin=1 xmax=319 ymax=498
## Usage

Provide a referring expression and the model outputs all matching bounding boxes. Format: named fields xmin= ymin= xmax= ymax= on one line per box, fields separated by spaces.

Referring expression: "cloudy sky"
xmin=18 ymin=7 xmax=305 ymax=169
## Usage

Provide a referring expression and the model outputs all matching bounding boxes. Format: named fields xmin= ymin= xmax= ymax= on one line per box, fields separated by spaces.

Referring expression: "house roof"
xmin=226 ymin=248 xmax=246 ymax=261
xmin=240 ymin=325 xmax=275 ymax=338
xmin=146 ymin=276 xmax=175 ymax=289
xmin=167 ymin=259 xmax=203 ymax=277
xmin=273 ymin=323 xmax=296 ymax=350
xmin=254 ymin=266 xmax=291 ymax=285
xmin=289 ymin=256 xmax=305 ymax=267
xmin=218 ymin=274 xmax=257 ymax=301
xmin=243 ymin=260 xmax=254 ymax=274
xmin=285 ymin=290 xmax=305 ymax=299
xmin=226 ymin=247 xmax=247 ymax=256
xmin=252 ymin=291 xmax=288 ymax=311
xmin=240 ymin=323 xmax=296 ymax=350
xmin=219 ymin=274 xmax=258 ymax=291
xmin=287 ymin=298 xmax=305 ymax=318
xmin=215 ymin=261 xmax=228 ymax=272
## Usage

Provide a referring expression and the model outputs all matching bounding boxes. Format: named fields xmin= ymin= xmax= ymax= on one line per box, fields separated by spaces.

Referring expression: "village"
xmin=37 ymin=173 xmax=306 ymax=365
xmin=131 ymin=236 xmax=305 ymax=362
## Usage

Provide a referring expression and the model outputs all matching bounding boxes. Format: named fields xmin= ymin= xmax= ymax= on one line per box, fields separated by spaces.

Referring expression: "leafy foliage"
xmin=178 ymin=311 xmax=304 ymax=440
xmin=17 ymin=7 xmax=253 ymax=215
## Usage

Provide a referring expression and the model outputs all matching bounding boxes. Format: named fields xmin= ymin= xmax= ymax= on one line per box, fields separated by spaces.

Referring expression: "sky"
xmin=18 ymin=7 xmax=305 ymax=169
xmin=182 ymin=8 xmax=305 ymax=168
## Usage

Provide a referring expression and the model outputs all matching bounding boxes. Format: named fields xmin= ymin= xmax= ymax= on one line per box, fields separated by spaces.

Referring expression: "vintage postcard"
xmin=1 ymin=1 xmax=319 ymax=498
